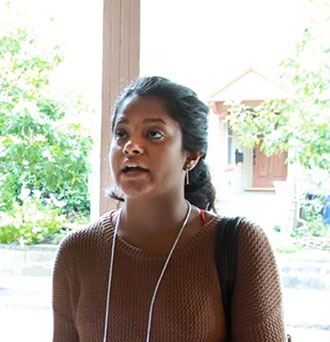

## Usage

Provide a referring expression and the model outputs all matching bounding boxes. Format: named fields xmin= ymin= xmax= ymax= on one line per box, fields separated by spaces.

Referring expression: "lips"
xmin=122 ymin=165 xmax=148 ymax=173
xmin=121 ymin=162 xmax=149 ymax=174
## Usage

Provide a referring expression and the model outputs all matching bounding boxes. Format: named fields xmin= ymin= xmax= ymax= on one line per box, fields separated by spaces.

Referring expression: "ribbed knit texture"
xmin=52 ymin=213 xmax=286 ymax=341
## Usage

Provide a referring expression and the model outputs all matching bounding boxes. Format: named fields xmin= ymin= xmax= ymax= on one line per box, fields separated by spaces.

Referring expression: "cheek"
xmin=161 ymin=149 xmax=186 ymax=175
xmin=109 ymin=144 xmax=120 ymax=174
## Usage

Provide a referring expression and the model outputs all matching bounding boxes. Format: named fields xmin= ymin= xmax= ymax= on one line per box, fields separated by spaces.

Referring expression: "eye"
xmin=114 ymin=128 xmax=128 ymax=141
xmin=146 ymin=129 xmax=164 ymax=140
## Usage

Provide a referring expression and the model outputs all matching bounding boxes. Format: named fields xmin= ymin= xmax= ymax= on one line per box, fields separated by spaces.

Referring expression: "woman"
xmin=52 ymin=76 xmax=286 ymax=341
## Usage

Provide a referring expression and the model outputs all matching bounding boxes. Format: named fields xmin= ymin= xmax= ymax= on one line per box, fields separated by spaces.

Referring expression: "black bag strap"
xmin=215 ymin=216 xmax=244 ymax=341
xmin=215 ymin=216 xmax=292 ymax=342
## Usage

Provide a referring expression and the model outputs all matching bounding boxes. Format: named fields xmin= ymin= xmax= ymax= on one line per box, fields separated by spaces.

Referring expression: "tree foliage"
xmin=0 ymin=26 xmax=93 ymax=219
xmin=226 ymin=0 xmax=330 ymax=174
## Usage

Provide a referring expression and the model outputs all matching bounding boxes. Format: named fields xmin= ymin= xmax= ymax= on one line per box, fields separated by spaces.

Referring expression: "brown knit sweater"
xmin=52 ymin=212 xmax=286 ymax=341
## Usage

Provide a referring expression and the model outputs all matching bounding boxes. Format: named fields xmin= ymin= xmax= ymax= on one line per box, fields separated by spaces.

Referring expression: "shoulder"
xmin=231 ymin=219 xmax=285 ymax=337
xmin=233 ymin=218 xmax=283 ymax=316
xmin=212 ymin=214 xmax=280 ymax=293
xmin=236 ymin=218 xmax=275 ymax=259
xmin=55 ymin=211 xmax=113 ymax=259
xmin=205 ymin=213 xmax=266 ymax=238
xmin=210 ymin=214 xmax=273 ymax=257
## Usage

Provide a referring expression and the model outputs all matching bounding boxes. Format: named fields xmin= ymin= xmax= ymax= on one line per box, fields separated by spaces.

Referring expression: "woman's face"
xmin=110 ymin=95 xmax=188 ymax=199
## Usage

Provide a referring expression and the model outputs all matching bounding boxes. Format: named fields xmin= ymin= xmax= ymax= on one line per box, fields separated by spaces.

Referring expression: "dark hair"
xmin=108 ymin=76 xmax=216 ymax=211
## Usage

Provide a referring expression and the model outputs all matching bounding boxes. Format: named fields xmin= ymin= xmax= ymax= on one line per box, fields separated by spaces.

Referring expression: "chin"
xmin=120 ymin=185 xmax=152 ymax=199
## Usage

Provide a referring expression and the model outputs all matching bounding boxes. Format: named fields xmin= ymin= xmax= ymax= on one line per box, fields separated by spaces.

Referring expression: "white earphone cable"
xmin=145 ymin=201 xmax=191 ymax=342
xmin=103 ymin=201 xmax=191 ymax=342
xmin=103 ymin=209 xmax=121 ymax=342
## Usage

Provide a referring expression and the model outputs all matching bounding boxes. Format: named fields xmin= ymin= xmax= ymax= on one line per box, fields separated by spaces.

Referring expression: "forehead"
xmin=114 ymin=95 xmax=175 ymax=123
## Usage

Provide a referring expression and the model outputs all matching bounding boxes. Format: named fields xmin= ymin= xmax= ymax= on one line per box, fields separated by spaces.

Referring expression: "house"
xmin=206 ymin=68 xmax=294 ymax=233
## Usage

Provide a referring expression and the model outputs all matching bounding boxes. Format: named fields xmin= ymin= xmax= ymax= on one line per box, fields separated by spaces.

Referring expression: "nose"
xmin=123 ymin=139 xmax=144 ymax=155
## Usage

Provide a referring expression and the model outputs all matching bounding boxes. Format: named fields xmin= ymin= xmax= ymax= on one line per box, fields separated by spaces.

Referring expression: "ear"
xmin=183 ymin=151 xmax=203 ymax=171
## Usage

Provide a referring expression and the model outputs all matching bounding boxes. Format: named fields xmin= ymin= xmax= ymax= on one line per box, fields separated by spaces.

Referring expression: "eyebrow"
xmin=115 ymin=118 xmax=167 ymax=125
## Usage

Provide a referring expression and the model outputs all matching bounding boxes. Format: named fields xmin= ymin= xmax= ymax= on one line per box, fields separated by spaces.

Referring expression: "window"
xmin=227 ymin=125 xmax=234 ymax=165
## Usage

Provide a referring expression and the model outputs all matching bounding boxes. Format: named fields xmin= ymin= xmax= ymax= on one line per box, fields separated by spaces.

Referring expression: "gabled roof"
xmin=208 ymin=67 xmax=289 ymax=104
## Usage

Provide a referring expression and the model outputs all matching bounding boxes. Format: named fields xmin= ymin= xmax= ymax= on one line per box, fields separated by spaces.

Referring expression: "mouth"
xmin=121 ymin=165 xmax=149 ymax=174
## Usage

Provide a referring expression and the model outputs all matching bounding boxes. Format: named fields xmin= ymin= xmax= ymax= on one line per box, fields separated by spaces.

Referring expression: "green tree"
xmin=0 ymin=27 xmax=93 ymax=218
xmin=226 ymin=0 xmax=330 ymax=174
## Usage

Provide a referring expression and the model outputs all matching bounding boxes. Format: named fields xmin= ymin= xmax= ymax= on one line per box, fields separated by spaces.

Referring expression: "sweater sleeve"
xmin=52 ymin=237 xmax=79 ymax=342
xmin=231 ymin=220 xmax=287 ymax=342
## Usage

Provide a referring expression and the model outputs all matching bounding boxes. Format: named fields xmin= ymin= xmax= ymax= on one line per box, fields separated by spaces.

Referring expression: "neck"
xmin=115 ymin=197 xmax=196 ymax=252
xmin=123 ymin=197 xmax=189 ymax=232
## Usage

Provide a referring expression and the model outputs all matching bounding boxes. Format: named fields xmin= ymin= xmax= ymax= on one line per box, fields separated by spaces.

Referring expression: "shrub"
xmin=0 ymin=189 xmax=67 ymax=245
xmin=297 ymin=194 xmax=327 ymax=237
